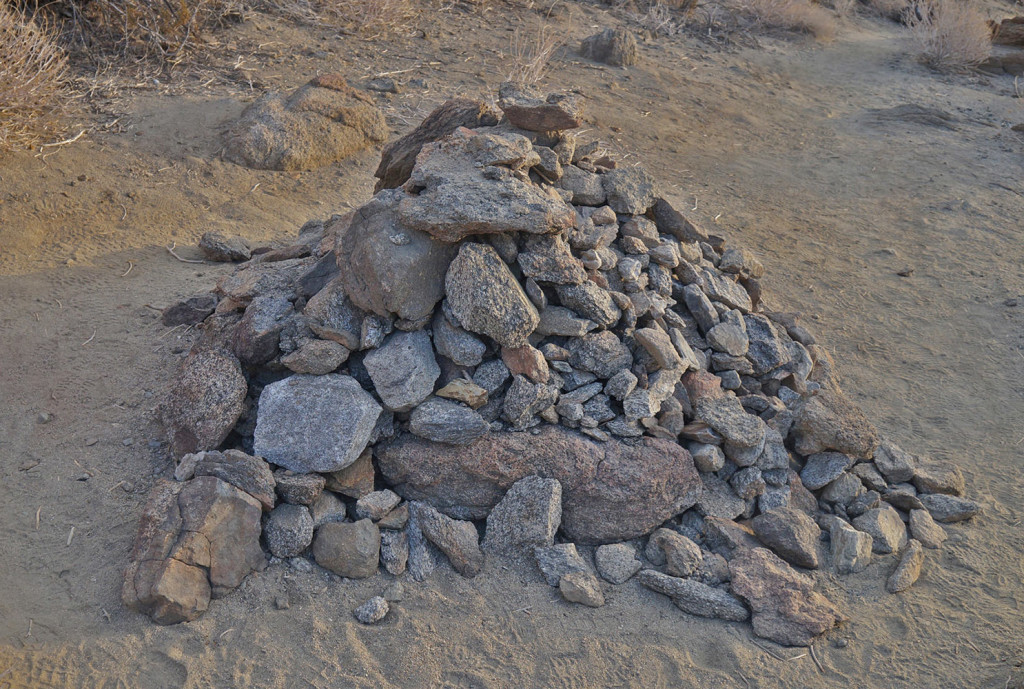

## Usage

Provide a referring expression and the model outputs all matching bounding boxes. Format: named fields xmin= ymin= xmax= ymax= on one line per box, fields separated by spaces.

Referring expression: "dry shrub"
xmin=724 ymin=0 xmax=837 ymax=39
xmin=632 ymin=1 xmax=685 ymax=35
xmin=268 ymin=0 xmax=419 ymax=36
xmin=0 ymin=4 xmax=68 ymax=152
xmin=907 ymin=0 xmax=990 ymax=71
xmin=865 ymin=0 xmax=911 ymax=20
xmin=506 ymin=18 xmax=564 ymax=83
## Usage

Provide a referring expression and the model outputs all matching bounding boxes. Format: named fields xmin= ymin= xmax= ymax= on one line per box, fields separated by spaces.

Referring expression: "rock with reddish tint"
xmin=410 ymin=501 xmax=484 ymax=578
xmin=324 ymin=448 xmax=376 ymax=498
xmin=162 ymin=348 xmax=248 ymax=459
xmin=254 ymin=374 xmax=382 ymax=473
xmin=123 ymin=477 xmax=265 ymax=624
xmin=751 ymin=507 xmax=821 ymax=569
xmin=483 ymin=476 xmax=562 ymax=555
xmin=377 ymin=425 xmax=701 ymax=544
xmin=729 ymin=547 xmax=842 ymax=647
xmin=792 ymin=390 xmax=879 ymax=460
xmin=313 ymin=519 xmax=381 ymax=578
xmin=497 ymin=82 xmax=585 ymax=132
xmin=192 ymin=449 xmax=277 ymax=511
xmin=501 ymin=344 xmax=550 ymax=384
xmin=162 ymin=293 xmax=218 ymax=326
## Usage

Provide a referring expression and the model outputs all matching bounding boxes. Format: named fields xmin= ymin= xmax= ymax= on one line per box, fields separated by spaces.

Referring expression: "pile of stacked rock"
xmin=125 ymin=83 xmax=980 ymax=646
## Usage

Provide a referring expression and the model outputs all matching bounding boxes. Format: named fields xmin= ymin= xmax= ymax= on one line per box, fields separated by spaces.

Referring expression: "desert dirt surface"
xmin=1 ymin=2 xmax=1023 ymax=687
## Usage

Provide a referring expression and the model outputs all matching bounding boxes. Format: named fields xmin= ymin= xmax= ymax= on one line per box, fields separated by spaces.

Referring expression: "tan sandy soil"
xmin=1 ymin=3 xmax=1023 ymax=687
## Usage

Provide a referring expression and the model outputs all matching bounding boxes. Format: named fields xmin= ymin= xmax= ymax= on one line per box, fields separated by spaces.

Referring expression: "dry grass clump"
xmin=907 ymin=0 xmax=990 ymax=71
xmin=506 ymin=19 xmax=564 ymax=83
xmin=723 ymin=0 xmax=837 ymax=40
xmin=0 ymin=4 xmax=69 ymax=152
xmin=268 ymin=0 xmax=419 ymax=37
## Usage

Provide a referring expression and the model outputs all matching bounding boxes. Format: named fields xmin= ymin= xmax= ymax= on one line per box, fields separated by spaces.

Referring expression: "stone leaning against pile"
xmin=125 ymin=84 xmax=981 ymax=647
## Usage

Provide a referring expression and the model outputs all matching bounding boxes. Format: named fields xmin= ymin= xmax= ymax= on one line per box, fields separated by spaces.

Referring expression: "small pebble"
xmin=833 ymin=638 xmax=849 ymax=649
xmin=122 ymin=438 xmax=134 ymax=447
xmin=274 ymin=595 xmax=290 ymax=610
xmin=354 ymin=596 xmax=389 ymax=624
xmin=37 ymin=412 xmax=52 ymax=424
xmin=85 ymin=438 xmax=98 ymax=446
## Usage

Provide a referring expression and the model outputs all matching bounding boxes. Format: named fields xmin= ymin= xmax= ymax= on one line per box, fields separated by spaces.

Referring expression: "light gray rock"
xmin=635 ymin=328 xmax=684 ymax=369
xmin=730 ymin=467 xmax=766 ymax=500
xmin=558 ymin=165 xmax=607 ymax=206
xmin=274 ymin=472 xmax=325 ymax=506
xmin=800 ymin=452 xmax=855 ymax=491
xmin=919 ymin=494 xmax=981 ymax=523
xmin=567 ymin=331 xmax=633 ymax=378
xmin=363 ymin=331 xmax=440 ymax=412
xmin=473 ymin=359 xmax=511 ymax=394
xmin=696 ymin=474 xmax=747 ymax=520
xmin=821 ymin=472 xmax=865 ymax=507
xmin=254 ymin=374 xmax=382 ymax=473
xmin=682 ymin=284 xmax=719 ymax=334
xmin=445 ymin=243 xmax=540 ymax=348
xmin=559 ymin=571 xmax=605 ymax=607
xmin=484 ymin=476 xmax=562 ymax=554
xmin=432 ymin=308 xmax=486 ymax=366
xmin=497 ymin=82 xmax=584 ymax=132
xmin=719 ymin=248 xmax=764 ymax=278
xmin=353 ymin=596 xmax=389 ymax=624
xmin=355 ymin=490 xmax=402 ymax=521
xmin=873 ymin=439 xmax=917 ymax=483
xmin=830 ymin=519 xmax=873 ymax=574
xmin=281 ymin=339 xmax=350 ymax=375
xmin=742 ymin=314 xmax=792 ymax=376
xmin=887 ymin=540 xmax=925 ymax=593
xmin=264 ymin=504 xmax=314 ymax=558
xmin=912 ymin=463 xmax=965 ymax=496
xmin=579 ymin=27 xmax=639 ymax=67
xmin=601 ymin=167 xmax=655 ymax=215
xmin=309 ymin=491 xmax=347 ymax=528
xmin=410 ymin=397 xmax=489 ymax=445
xmin=535 ymin=543 xmax=589 ymax=586
xmin=536 ymin=306 xmax=598 ymax=337
xmin=852 ymin=506 xmax=907 ymax=554
xmin=303 ymin=277 xmax=365 ymax=351
xmin=518 ymin=234 xmax=588 ymax=285
xmin=410 ymin=501 xmax=484 ymax=577
xmin=380 ymin=529 xmax=409 ymax=575
xmin=556 ymin=283 xmax=621 ymax=328
xmin=690 ymin=443 xmax=726 ymax=473
xmin=637 ymin=570 xmax=749 ymax=622
xmin=752 ymin=507 xmax=821 ymax=569
xmin=706 ymin=322 xmax=748 ymax=357
xmin=200 ymin=232 xmax=251 ymax=262
xmin=648 ymin=528 xmax=703 ymax=577
xmin=502 ymin=375 xmax=559 ymax=428
xmin=698 ymin=267 xmax=752 ymax=312
xmin=695 ymin=396 xmax=765 ymax=451
xmin=604 ymin=369 xmax=638 ymax=401
xmin=595 ymin=543 xmax=642 ymax=584
xmin=792 ymin=391 xmax=879 ymax=460
xmin=908 ymin=509 xmax=947 ymax=549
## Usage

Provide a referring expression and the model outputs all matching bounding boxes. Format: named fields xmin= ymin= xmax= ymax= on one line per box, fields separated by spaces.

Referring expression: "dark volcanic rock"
xmin=377 ymin=425 xmax=701 ymax=544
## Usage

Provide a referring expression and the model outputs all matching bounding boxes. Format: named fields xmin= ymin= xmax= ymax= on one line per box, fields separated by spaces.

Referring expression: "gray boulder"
xmin=263 ymin=504 xmax=314 ymax=558
xmin=363 ymin=330 xmax=440 ymax=412
xmin=410 ymin=501 xmax=484 ymax=578
xmin=535 ymin=543 xmax=589 ymax=586
xmin=751 ymin=507 xmax=821 ymax=569
xmin=595 ymin=543 xmax=642 ymax=584
xmin=579 ymin=28 xmax=639 ymax=67
xmin=484 ymin=476 xmax=562 ymax=554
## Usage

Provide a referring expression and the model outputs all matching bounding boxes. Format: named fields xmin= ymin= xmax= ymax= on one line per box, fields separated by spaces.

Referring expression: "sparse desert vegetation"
xmin=907 ymin=0 xmax=992 ymax=70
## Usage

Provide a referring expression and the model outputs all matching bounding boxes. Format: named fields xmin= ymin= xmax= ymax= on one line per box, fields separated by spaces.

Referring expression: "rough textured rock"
xmin=410 ymin=502 xmax=484 ymax=578
xmin=436 ymin=379 xmax=488 ymax=409
xmin=191 ymin=450 xmax=276 ymax=512
xmin=579 ymin=28 xmax=639 ymax=67
xmin=199 ymin=232 xmax=251 ymax=262
xmin=380 ymin=529 xmax=409 ymax=575
xmin=852 ymin=506 xmax=908 ymax=554
xmin=302 ymin=276 xmax=365 ymax=350
xmin=397 ymin=131 xmax=576 ymax=242
xmin=484 ymin=476 xmax=562 ymax=554
xmin=909 ymin=509 xmax=947 ymax=549
xmin=232 ymin=294 xmax=293 ymax=365
xmin=274 ymin=472 xmax=325 ymax=506
xmin=254 ymin=374 xmax=382 ymax=473
xmin=323 ymin=448 xmax=375 ymax=498
xmin=162 ymin=293 xmax=219 ymax=327
xmin=919 ymin=494 xmax=981 ymax=523
xmin=409 ymin=397 xmax=489 ymax=445
xmin=556 ymin=283 xmax=621 ymax=328
xmin=312 ymin=519 xmax=381 ymax=578
xmin=123 ymin=477 xmax=265 ymax=624
xmin=501 ymin=344 xmax=551 ymax=384
xmin=729 ymin=548 xmax=842 ymax=647
xmin=792 ymin=391 xmax=879 ymax=460
xmin=353 ymin=596 xmax=390 ymax=624
xmin=378 ymin=425 xmax=701 ymax=544
xmin=224 ymin=77 xmax=387 ymax=171
xmin=637 ymin=570 xmax=749 ymax=622
xmin=263 ymin=503 xmax=314 ymax=558
xmin=601 ymin=167 xmax=655 ymax=215
xmin=648 ymin=528 xmax=703 ymax=577
xmin=912 ymin=463 xmax=965 ymax=496
xmin=534 ymin=543 xmax=589 ymax=586
xmin=567 ymin=331 xmax=632 ymax=378
xmin=364 ymin=330 xmax=440 ymax=412
xmin=281 ymin=339 xmax=349 ymax=375
xmin=336 ymin=190 xmax=458 ymax=323
xmin=162 ymin=348 xmax=248 ymax=459
xmin=433 ymin=308 xmax=487 ymax=366
xmin=445 ymin=242 xmax=540 ymax=348
xmin=497 ymin=82 xmax=585 ymax=132
xmin=800 ymin=452 xmax=855 ymax=491
xmin=830 ymin=519 xmax=873 ymax=574
xmin=375 ymin=98 xmax=500 ymax=191
xmin=873 ymin=439 xmax=917 ymax=483
xmin=595 ymin=543 xmax=642 ymax=584
xmin=355 ymin=489 xmax=402 ymax=521
xmin=752 ymin=507 xmax=821 ymax=569
xmin=887 ymin=540 xmax=925 ymax=593
xmin=559 ymin=571 xmax=605 ymax=607
xmin=309 ymin=491 xmax=348 ymax=528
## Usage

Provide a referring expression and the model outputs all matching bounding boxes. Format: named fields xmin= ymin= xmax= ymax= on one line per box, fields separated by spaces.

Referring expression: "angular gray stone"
xmin=696 ymin=474 xmax=747 ymax=520
xmin=274 ymin=472 xmax=325 ymax=506
xmin=604 ymin=369 xmax=638 ymax=401
xmin=312 ymin=519 xmax=380 ymax=578
xmin=353 ymin=596 xmax=389 ymax=624
xmin=887 ymin=540 xmax=925 ymax=593
xmin=445 ymin=243 xmax=540 ymax=348
xmin=637 ymin=570 xmax=749 ymax=622
xmin=792 ymin=391 xmax=879 ymax=460
xmin=682 ymin=284 xmax=719 ymax=334
xmin=497 ymin=82 xmax=584 ymax=132
xmin=595 ymin=543 xmax=642 ymax=584
xmin=410 ymin=501 xmax=484 ymax=578
xmin=281 ymin=339 xmax=350 ymax=375
xmin=264 ymin=504 xmax=314 ymax=558
xmin=380 ymin=529 xmax=409 ymax=575
xmin=912 ymin=463 xmax=965 ymax=496
xmin=558 ymin=165 xmax=607 ymax=206
xmin=919 ymin=494 xmax=981 ymax=523
xmin=191 ymin=449 xmax=276 ymax=512
xmin=829 ymin=519 xmax=873 ymax=574
xmin=433 ymin=308 xmax=487 ymax=366
xmin=556 ymin=283 xmax=621 ymax=328
xmin=309 ymin=491 xmax=347 ymax=528
xmin=800 ymin=452 xmax=855 ymax=491
xmin=200 ymin=232 xmax=251 ymax=262
xmin=691 ymin=443 xmax=726 ymax=473
xmin=473 ymin=359 xmax=511 ymax=395
xmin=601 ymin=167 xmax=655 ymax=215
xmin=742 ymin=314 xmax=792 ymax=376
xmin=752 ymin=507 xmax=821 ymax=569
xmin=535 ymin=543 xmax=588 ymax=586
xmin=908 ymin=509 xmax=947 ymax=549
xmin=821 ymin=472 xmax=865 ymax=507
xmin=695 ymin=396 xmax=765 ymax=450
xmin=559 ymin=571 xmax=605 ymax=607
xmin=484 ymin=476 xmax=562 ymax=554
xmin=698 ymin=267 xmax=752 ymax=312
xmin=852 ymin=506 xmax=907 ymax=554
xmin=706 ymin=322 xmax=748 ymax=357
xmin=567 ymin=331 xmax=633 ymax=378
xmin=254 ymin=374 xmax=382 ymax=473
xmin=635 ymin=328 xmax=684 ymax=369
xmin=409 ymin=397 xmax=489 ymax=445
xmin=232 ymin=294 xmax=293 ymax=366
xmin=355 ymin=489 xmax=402 ymax=521
xmin=536 ymin=306 xmax=598 ymax=337
xmin=502 ymin=375 xmax=558 ymax=428
xmin=303 ymin=277 xmax=364 ymax=351
xmin=579 ymin=27 xmax=639 ymax=67
xmin=873 ymin=439 xmax=917 ymax=483
xmin=363 ymin=330 xmax=440 ymax=412
xmin=649 ymin=528 xmax=703 ymax=577
xmin=518 ymin=234 xmax=588 ymax=285
xmin=730 ymin=466 xmax=766 ymax=500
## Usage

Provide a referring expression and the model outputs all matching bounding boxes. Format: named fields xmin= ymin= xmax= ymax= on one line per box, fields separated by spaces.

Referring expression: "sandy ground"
xmin=1 ymin=3 xmax=1023 ymax=687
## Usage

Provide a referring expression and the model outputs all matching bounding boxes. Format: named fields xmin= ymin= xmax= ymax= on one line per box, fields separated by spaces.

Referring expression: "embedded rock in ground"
xmin=559 ymin=571 xmax=605 ymax=607
xmin=336 ymin=190 xmax=458 ymax=324
xmin=254 ymin=374 xmax=382 ymax=473
xmin=223 ymin=76 xmax=387 ymax=171
xmin=445 ymin=242 xmax=540 ymax=348
xmin=792 ymin=390 xmax=879 ymax=460
xmin=648 ymin=528 xmax=703 ymax=577
xmin=354 ymin=596 xmax=390 ymax=624
xmin=363 ymin=330 xmax=440 ymax=412
xmin=535 ymin=543 xmax=589 ymax=586
xmin=595 ymin=543 xmax=642 ymax=584
xmin=199 ymin=232 xmax=251 ymax=262
xmin=397 ymin=130 xmax=576 ymax=242
xmin=410 ymin=502 xmax=484 ymax=578
xmin=909 ymin=509 xmax=947 ymax=548
xmin=264 ymin=503 xmax=314 ymax=558
xmin=751 ymin=507 xmax=821 ymax=569
xmin=162 ymin=347 xmax=248 ymax=459
xmin=919 ymin=494 xmax=981 ymax=523
xmin=484 ymin=476 xmax=562 ymax=554
xmin=912 ymin=463 xmax=965 ymax=496
xmin=579 ymin=28 xmax=639 ymax=67
xmin=123 ymin=477 xmax=265 ymax=624
xmin=497 ymin=82 xmax=585 ymax=132
xmin=313 ymin=519 xmax=381 ymax=578
xmin=729 ymin=548 xmax=842 ymax=647
xmin=191 ymin=449 xmax=277 ymax=511
xmin=409 ymin=397 xmax=489 ymax=445
xmin=378 ymin=425 xmax=701 ymax=544
xmin=162 ymin=293 xmax=219 ymax=327
xmin=887 ymin=540 xmax=925 ymax=593
xmin=830 ymin=519 xmax=873 ymax=574
xmin=852 ymin=506 xmax=907 ymax=554
xmin=380 ymin=529 xmax=409 ymax=575
xmin=637 ymin=570 xmax=749 ymax=622
xmin=375 ymin=98 xmax=500 ymax=191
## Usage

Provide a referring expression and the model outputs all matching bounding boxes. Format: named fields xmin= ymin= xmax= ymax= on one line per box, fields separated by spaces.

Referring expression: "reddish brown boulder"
xmin=161 ymin=348 xmax=248 ymax=459
xmin=123 ymin=477 xmax=265 ymax=624
xmin=729 ymin=547 xmax=842 ymax=647
xmin=376 ymin=425 xmax=701 ymax=544
xmin=791 ymin=390 xmax=879 ymax=460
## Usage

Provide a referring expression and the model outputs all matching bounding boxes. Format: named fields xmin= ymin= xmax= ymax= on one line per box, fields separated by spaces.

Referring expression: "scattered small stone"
xmin=887 ymin=540 xmax=925 ymax=593
xmin=908 ymin=509 xmax=947 ymax=549
xmin=919 ymin=494 xmax=981 ymax=523
xmin=535 ymin=543 xmax=588 ymax=587
xmin=354 ymin=596 xmax=389 ymax=624
xmin=559 ymin=571 xmax=605 ymax=607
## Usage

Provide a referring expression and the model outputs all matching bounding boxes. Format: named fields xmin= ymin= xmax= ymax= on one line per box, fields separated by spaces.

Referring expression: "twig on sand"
xmin=66 ymin=526 xmax=75 ymax=546
xmin=81 ymin=329 xmax=96 ymax=346
xmin=809 ymin=645 xmax=825 ymax=673
xmin=120 ymin=204 xmax=128 ymax=221
xmin=166 ymin=243 xmax=204 ymax=264
xmin=121 ymin=261 xmax=133 ymax=277
xmin=751 ymin=639 xmax=788 ymax=660
xmin=35 ymin=507 xmax=41 ymax=530
xmin=39 ymin=129 xmax=86 ymax=150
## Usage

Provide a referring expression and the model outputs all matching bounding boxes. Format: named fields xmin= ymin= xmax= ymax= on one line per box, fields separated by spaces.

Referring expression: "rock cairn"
xmin=125 ymin=83 xmax=981 ymax=645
